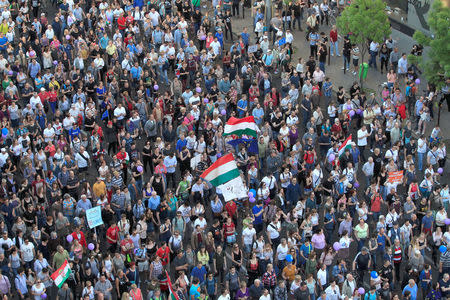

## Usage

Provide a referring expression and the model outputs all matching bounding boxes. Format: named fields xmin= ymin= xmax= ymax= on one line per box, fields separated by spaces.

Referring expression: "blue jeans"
xmin=418 ymin=152 xmax=425 ymax=171
xmin=357 ymin=238 xmax=366 ymax=252
xmin=343 ymin=56 xmax=350 ymax=69
xmin=158 ymin=67 xmax=169 ymax=85
xmin=330 ymin=41 xmax=339 ymax=56
xmin=319 ymin=61 xmax=325 ymax=72
xmin=369 ymin=51 xmax=378 ymax=68
xmin=292 ymin=16 xmax=302 ymax=29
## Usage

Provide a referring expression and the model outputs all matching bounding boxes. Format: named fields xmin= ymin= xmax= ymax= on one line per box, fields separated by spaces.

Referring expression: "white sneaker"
xmin=341 ymin=67 xmax=345 ymax=70
xmin=337 ymin=54 xmax=341 ymax=57
xmin=346 ymin=68 xmax=349 ymax=71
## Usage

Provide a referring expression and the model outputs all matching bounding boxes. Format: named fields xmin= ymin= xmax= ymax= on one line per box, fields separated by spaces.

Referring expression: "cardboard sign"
xmin=248 ymin=45 xmax=258 ymax=53
xmin=86 ymin=206 xmax=104 ymax=229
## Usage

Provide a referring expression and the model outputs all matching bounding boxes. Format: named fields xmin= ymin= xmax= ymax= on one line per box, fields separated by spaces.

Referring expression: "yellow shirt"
xmin=93 ymin=181 xmax=106 ymax=198
xmin=197 ymin=252 xmax=209 ymax=266
xmin=282 ymin=264 xmax=297 ymax=281
xmin=0 ymin=23 xmax=8 ymax=35
xmin=354 ymin=223 xmax=369 ymax=239
xmin=106 ymin=44 xmax=117 ymax=56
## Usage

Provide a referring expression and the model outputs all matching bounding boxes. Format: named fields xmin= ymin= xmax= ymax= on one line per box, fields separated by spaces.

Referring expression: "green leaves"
xmin=336 ymin=0 xmax=391 ymax=52
xmin=413 ymin=0 xmax=450 ymax=89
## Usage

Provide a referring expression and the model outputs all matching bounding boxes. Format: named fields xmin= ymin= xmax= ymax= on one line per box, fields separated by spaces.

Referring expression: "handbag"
xmin=226 ymin=234 xmax=236 ymax=244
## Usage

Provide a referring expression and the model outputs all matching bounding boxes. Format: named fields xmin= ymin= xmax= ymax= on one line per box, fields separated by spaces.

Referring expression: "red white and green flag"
xmin=224 ymin=116 xmax=259 ymax=138
xmin=338 ymin=135 xmax=353 ymax=158
xmin=51 ymin=260 xmax=71 ymax=288
xmin=200 ymin=153 xmax=240 ymax=187
xmin=200 ymin=153 xmax=247 ymax=201
xmin=166 ymin=271 xmax=180 ymax=300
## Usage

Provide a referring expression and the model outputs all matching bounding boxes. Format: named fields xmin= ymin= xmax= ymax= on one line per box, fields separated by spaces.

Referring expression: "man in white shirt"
xmin=75 ymin=146 xmax=90 ymax=173
xmin=114 ymin=103 xmax=126 ymax=123
xmin=0 ymin=148 xmax=8 ymax=167
xmin=324 ymin=281 xmax=341 ymax=300
xmin=362 ymin=157 xmax=374 ymax=188
xmin=193 ymin=215 xmax=207 ymax=231
xmin=148 ymin=7 xmax=160 ymax=26
xmin=312 ymin=164 xmax=323 ymax=189
xmin=368 ymin=41 xmax=379 ymax=69
xmin=242 ymin=223 xmax=256 ymax=255
xmin=121 ymin=54 xmax=132 ymax=71
xmin=267 ymin=216 xmax=281 ymax=247
xmin=43 ymin=123 xmax=56 ymax=143
xmin=0 ymin=232 xmax=13 ymax=255
xmin=357 ymin=125 xmax=370 ymax=161
xmin=20 ymin=238 xmax=35 ymax=268
xmin=210 ymin=37 xmax=221 ymax=56
xmin=317 ymin=264 xmax=328 ymax=290
xmin=29 ymin=91 xmax=41 ymax=110
xmin=417 ymin=135 xmax=427 ymax=171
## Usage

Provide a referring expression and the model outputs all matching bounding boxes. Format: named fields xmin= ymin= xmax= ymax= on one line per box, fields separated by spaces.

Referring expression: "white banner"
xmin=248 ymin=45 xmax=258 ymax=53
xmin=218 ymin=176 xmax=248 ymax=202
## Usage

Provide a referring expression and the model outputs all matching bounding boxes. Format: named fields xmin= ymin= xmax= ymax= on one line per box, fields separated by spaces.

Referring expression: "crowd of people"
xmin=0 ymin=0 xmax=449 ymax=299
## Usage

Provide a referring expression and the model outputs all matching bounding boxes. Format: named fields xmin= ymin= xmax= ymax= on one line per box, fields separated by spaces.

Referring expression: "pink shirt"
xmin=311 ymin=233 xmax=326 ymax=250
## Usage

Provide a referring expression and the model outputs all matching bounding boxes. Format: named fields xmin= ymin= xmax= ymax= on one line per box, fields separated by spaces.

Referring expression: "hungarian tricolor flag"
xmin=200 ymin=153 xmax=240 ymax=187
xmin=166 ymin=271 xmax=179 ymax=300
xmin=338 ymin=135 xmax=353 ymax=158
xmin=200 ymin=153 xmax=248 ymax=202
xmin=224 ymin=116 xmax=259 ymax=138
xmin=51 ymin=260 xmax=71 ymax=288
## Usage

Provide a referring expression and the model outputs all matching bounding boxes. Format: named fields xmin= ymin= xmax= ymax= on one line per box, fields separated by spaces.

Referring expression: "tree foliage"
xmin=336 ymin=0 xmax=391 ymax=63
xmin=413 ymin=0 xmax=450 ymax=89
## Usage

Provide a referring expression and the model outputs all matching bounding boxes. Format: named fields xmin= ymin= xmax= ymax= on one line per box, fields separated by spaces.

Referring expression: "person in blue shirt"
xmin=148 ymin=191 xmax=161 ymax=211
xmin=189 ymin=278 xmax=202 ymax=300
xmin=241 ymin=27 xmax=250 ymax=48
xmin=36 ymin=110 xmax=46 ymax=130
xmin=237 ymin=96 xmax=248 ymax=118
xmin=252 ymin=103 xmax=264 ymax=126
xmin=323 ymin=78 xmax=333 ymax=103
xmin=252 ymin=202 xmax=264 ymax=233
xmin=377 ymin=228 xmax=387 ymax=254
xmin=130 ymin=62 xmax=143 ymax=82
xmin=215 ymin=29 xmax=224 ymax=49
xmin=402 ymin=279 xmax=418 ymax=300
xmin=133 ymin=0 xmax=144 ymax=9
xmin=299 ymin=239 xmax=312 ymax=265
xmin=0 ymin=33 xmax=8 ymax=55
xmin=190 ymin=261 xmax=207 ymax=284
xmin=176 ymin=134 xmax=188 ymax=154
xmin=308 ymin=30 xmax=319 ymax=59
xmin=99 ymin=33 xmax=109 ymax=49
xmin=286 ymin=177 xmax=302 ymax=207
xmin=69 ymin=123 xmax=81 ymax=141
xmin=324 ymin=207 xmax=336 ymax=244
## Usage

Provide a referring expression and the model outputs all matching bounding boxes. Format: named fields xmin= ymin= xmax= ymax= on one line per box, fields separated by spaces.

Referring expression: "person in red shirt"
xmin=329 ymin=25 xmax=339 ymax=57
xmin=225 ymin=200 xmax=237 ymax=220
xmin=117 ymin=13 xmax=127 ymax=32
xmin=156 ymin=242 xmax=170 ymax=266
xmin=126 ymin=11 xmax=134 ymax=26
xmin=120 ymin=234 xmax=134 ymax=255
xmin=222 ymin=217 xmax=236 ymax=246
xmin=48 ymin=86 xmax=58 ymax=113
xmin=71 ymin=227 xmax=87 ymax=248
xmin=106 ymin=223 xmax=119 ymax=253
xmin=44 ymin=140 xmax=56 ymax=157
xmin=38 ymin=87 xmax=49 ymax=107
xmin=397 ymin=103 xmax=407 ymax=120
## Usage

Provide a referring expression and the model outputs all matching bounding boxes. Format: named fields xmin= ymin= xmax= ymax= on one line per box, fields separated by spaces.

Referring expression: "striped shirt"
xmin=393 ymin=246 xmax=402 ymax=262
xmin=441 ymin=251 xmax=450 ymax=267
